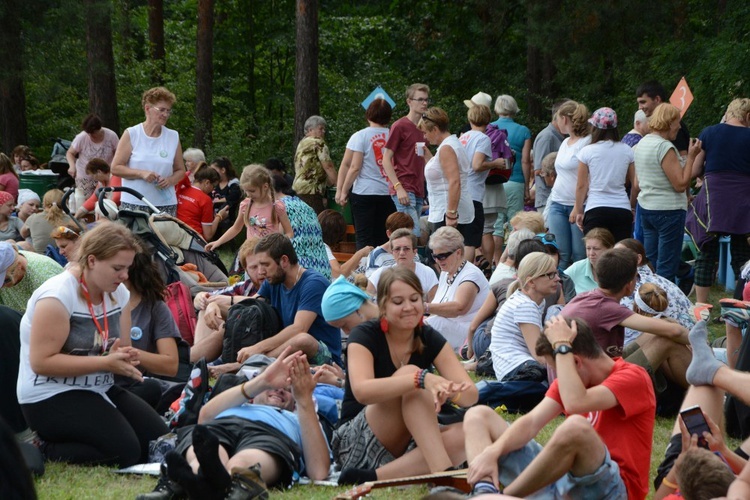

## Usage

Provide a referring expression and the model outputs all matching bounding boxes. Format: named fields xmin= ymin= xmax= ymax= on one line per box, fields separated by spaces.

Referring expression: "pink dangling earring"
xmin=418 ymin=316 xmax=424 ymax=327
xmin=380 ymin=316 xmax=389 ymax=333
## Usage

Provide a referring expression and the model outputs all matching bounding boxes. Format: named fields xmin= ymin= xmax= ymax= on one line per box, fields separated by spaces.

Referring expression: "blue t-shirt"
xmin=698 ymin=123 xmax=750 ymax=174
xmin=490 ymin=117 xmax=531 ymax=183
xmin=258 ymin=269 xmax=342 ymax=364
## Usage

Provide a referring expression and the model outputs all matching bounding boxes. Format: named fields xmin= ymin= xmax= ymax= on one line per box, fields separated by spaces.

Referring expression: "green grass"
xmin=33 ymin=287 xmax=739 ymax=499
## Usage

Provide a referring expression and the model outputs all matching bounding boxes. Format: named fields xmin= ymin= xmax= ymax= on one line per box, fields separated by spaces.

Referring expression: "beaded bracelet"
xmin=418 ymin=369 xmax=428 ymax=389
xmin=413 ymin=369 xmax=422 ymax=390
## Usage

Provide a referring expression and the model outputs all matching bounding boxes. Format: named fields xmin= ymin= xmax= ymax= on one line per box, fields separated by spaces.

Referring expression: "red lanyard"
xmin=80 ymin=273 xmax=109 ymax=354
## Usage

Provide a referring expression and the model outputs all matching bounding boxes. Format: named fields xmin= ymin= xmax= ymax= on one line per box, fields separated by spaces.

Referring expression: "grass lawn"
xmin=33 ymin=285 xmax=738 ymax=499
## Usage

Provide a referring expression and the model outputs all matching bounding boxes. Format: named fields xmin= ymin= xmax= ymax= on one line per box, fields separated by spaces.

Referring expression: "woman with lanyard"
xmin=16 ymin=222 xmax=167 ymax=466
xmin=425 ymin=226 xmax=490 ymax=352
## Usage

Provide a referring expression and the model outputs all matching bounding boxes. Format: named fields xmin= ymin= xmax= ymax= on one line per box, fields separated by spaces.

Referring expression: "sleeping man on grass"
xmin=137 ymin=347 xmax=330 ymax=500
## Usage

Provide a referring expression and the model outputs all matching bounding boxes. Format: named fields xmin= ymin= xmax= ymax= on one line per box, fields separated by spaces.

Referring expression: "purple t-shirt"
xmin=561 ymin=288 xmax=633 ymax=358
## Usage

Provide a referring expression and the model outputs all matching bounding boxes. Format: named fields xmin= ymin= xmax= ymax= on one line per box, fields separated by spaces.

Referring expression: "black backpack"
xmin=221 ymin=298 xmax=282 ymax=363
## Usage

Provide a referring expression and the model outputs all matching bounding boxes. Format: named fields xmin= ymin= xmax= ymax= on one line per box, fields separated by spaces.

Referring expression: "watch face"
xmin=555 ymin=344 xmax=573 ymax=356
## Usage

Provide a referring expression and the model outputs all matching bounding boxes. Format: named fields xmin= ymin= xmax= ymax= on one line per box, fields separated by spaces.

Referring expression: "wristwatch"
xmin=447 ymin=209 xmax=458 ymax=216
xmin=554 ymin=344 xmax=573 ymax=357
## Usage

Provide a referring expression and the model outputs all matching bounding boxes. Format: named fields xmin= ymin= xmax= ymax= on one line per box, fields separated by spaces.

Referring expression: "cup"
xmin=416 ymin=142 xmax=426 ymax=157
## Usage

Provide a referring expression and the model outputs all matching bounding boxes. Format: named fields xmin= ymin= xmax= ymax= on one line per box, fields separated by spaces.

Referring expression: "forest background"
xmin=2 ymin=0 xmax=750 ymax=168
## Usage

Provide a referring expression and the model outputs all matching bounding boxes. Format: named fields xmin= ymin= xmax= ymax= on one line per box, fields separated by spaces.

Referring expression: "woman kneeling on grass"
xmin=16 ymin=221 xmax=168 ymax=466
xmin=334 ymin=266 xmax=478 ymax=485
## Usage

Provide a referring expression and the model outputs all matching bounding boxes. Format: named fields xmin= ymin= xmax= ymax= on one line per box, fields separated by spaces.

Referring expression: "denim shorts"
xmin=499 ymin=439 xmax=627 ymax=499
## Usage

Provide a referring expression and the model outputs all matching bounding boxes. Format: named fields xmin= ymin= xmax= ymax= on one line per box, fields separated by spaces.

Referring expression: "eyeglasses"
xmin=151 ymin=106 xmax=172 ymax=116
xmin=392 ymin=246 xmax=414 ymax=254
xmin=535 ymin=271 xmax=559 ymax=280
xmin=536 ymin=233 xmax=555 ymax=243
xmin=411 ymin=98 xmax=430 ymax=103
xmin=432 ymin=249 xmax=457 ymax=261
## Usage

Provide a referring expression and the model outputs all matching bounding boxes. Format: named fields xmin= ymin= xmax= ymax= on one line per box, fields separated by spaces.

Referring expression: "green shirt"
xmin=0 ymin=251 xmax=63 ymax=312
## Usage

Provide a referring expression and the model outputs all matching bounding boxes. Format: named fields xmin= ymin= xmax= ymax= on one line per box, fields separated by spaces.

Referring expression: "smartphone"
xmin=680 ymin=405 xmax=711 ymax=449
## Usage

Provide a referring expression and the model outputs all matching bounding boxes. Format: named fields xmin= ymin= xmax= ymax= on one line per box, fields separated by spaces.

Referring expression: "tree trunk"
xmin=148 ymin=0 xmax=165 ymax=81
xmin=0 ymin=0 xmax=28 ymax=153
xmin=294 ymin=0 xmax=319 ymax=148
xmin=195 ymin=0 xmax=214 ymax=150
xmin=85 ymin=0 xmax=120 ymax=134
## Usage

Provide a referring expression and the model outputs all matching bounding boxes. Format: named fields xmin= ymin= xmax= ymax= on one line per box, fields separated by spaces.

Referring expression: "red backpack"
xmin=165 ymin=281 xmax=197 ymax=346
xmin=484 ymin=124 xmax=515 ymax=185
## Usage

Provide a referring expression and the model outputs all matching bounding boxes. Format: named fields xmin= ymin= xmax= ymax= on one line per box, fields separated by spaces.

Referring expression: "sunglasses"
xmin=536 ymin=233 xmax=555 ymax=243
xmin=421 ymin=113 xmax=436 ymax=123
xmin=432 ymin=249 xmax=457 ymax=261
xmin=57 ymin=226 xmax=79 ymax=237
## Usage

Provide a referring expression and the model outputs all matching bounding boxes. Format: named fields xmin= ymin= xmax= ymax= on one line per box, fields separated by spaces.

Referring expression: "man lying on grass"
xmin=137 ymin=347 xmax=330 ymax=500
xmin=464 ymin=315 xmax=655 ymax=499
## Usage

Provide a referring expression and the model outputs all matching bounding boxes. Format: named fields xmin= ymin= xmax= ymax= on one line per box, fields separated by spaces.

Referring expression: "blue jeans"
xmin=640 ymin=207 xmax=686 ymax=282
xmin=547 ymin=201 xmax=585 ymax=269
xmin=391 ymin=192 xmax=424 ymax=238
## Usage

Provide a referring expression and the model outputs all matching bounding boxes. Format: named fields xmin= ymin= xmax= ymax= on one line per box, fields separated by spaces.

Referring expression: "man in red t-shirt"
xmin=562 ymin=248 xmax=690 ymax=392
xmin=176 ymin=167 xmax=227 ymax=241
xmin=464 ymin=315 xmax=655 ymax=499
xmin=381 ymin=83 xmax=430 ymax=237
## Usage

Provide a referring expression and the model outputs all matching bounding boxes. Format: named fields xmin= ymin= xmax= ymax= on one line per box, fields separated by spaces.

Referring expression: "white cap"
xmin=463 ymin=92 xmax=492 ymax=109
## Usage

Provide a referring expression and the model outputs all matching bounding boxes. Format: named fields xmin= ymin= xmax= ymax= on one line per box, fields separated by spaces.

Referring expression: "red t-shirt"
xmin=82 ymin=175 xmax=123 ymax=212
xmin=384 ymin=116 xmax=426 ymax=198
xmin=561 ymin=288 xmax=634 ymax=358
xmin=547 ymin=358 xmax=655 ymax=500
xmin=177 ymin=185 xmax=214 ymax=236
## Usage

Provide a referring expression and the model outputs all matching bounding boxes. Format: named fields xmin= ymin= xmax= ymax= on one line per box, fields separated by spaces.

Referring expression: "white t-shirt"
xmin=489 ymin=262 xmax=515 ymax=286
xmin=71 ymin=128 xmax=119 ymax=177
xmin=458 ymin=130 xmax=492 ymax=202
xmin=425 ymin=262 xmax=489 ymax=351
xmin=121 ymin=123 xmax=180 ymax=207
xmin=369 ymin=262 xmax=438 ymax=298
xmin=424 ymin=135 xmax=475 ymax=224
xmin=346 ymin=127 xmax=390 ymax=196
xmin=17 ymin=271 xmax=130 ymax=405
xmin=489 ymin=289 xmax=545 ymax=380
xmin=548 ymin=135 xmax=592 ymax=206
xmin=577 ymin=141 xmax=634 ymax=212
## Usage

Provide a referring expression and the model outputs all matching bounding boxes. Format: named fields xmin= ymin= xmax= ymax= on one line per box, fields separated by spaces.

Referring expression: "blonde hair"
xmin=541 ymin=152 xmax=557 ymax=176
xmin=237 ymin=237 xmax=260 ymax=267
xmin=141 ymin=86 xmax=176 ymax=108
xmin=633 ymin=282 xmax=669 ymax=317
xmin=467 ymin=105 xmax=492 ymax=127
xmin=725 ymin=98 xmax=750 ymax=124
xmin=508 ymin=252 xmax=555 ymax=296
xmin=240 ymin=164 xmax=278 ymax=228
xmin=42 ymin=189 xmax=66 ymax=225
xmin=510 ymin=211 xmax=545 ymax=235
xmin=418 ymin=107 xmax=450 ymax=133
xmin=648 ymin=103 xmax=681 ymax=132
xmin=406 ymin=83 xmax=430 ymax=100
xmin=557 ymin=100 xmax=591 ymax=137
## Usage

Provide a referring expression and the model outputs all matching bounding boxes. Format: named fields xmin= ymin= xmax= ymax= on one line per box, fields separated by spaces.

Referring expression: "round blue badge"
xmin=130 ymin=326 xmax=143 ymax=341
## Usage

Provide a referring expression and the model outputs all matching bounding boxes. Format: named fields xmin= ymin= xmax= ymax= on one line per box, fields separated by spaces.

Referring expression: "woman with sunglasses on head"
xmin=16 ymin=222 xmax=168 ymax=466
xmin=425 ymin=226 xmax=489 ymax=352
xmin=488 ymin=252 xmax=559 ymax=383
xmin=111 ymin=87 xmax=186 ymax=216
xmin=334 ymin=266 xmax=477 ymax=486
xmin=418 ymin=107 xmax=475 ymax=238
xmin=50 ymin=224 xmax=82 ymax=266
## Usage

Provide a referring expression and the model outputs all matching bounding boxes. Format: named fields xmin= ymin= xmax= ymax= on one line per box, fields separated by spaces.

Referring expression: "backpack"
xmin=221 ymin=298 xmax=282 ymax=363
xmin=169 ymin=357 xmax=210 ymax=429
xmin=484 ymin=124 xmax=515 ymax=185
xmin=165 ymin=281 xmax=197 ymax=346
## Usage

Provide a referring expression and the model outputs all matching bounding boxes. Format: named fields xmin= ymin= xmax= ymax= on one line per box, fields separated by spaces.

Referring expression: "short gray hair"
xmin=183 ymin=148 xmax=205 ymax=163
xmin=633 ymin=110 xmax=647 ymax=126
xmin=506 ymin=228 xmax=535 ymax=259
xmin=494 ymin=95 xmax=520 ymax=117
xmin=304 ymin=115 xmax=327 ymax=134
xmin=429 ymin=226 xmax=464 ymax=252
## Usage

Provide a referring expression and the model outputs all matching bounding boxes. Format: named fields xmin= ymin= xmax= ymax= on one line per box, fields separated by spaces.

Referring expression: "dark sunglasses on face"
xmin=432 ymin=249 xmax=457 ymax=261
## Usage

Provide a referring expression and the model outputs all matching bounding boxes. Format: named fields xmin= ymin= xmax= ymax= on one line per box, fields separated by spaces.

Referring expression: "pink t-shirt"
xmin=240 ymin=198 xmax=287 ymax=239
xmin=0 ymin=173 xmax=19 ymax=201
xmin=70 ymin=128 xmax=119 ymax=177
xmin=561 ymin=288 xmax=634 ymax=358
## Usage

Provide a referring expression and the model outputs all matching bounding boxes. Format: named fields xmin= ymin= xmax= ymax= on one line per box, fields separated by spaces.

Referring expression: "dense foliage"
xmin=15 ymin=0 xmax=750 ymax=168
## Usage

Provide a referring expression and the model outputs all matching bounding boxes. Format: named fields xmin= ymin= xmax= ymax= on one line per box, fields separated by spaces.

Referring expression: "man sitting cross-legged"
xmin=464 ymin=315 xmax=655 ymax=499
xmin=138 ymin=347 xmax=330 ymax=499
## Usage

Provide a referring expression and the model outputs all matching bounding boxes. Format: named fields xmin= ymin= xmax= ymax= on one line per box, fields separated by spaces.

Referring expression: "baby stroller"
xmin=47 ymin=138 xmax=75 ymax=191
xmin=63 ymin=186 xmax=230 ymax=296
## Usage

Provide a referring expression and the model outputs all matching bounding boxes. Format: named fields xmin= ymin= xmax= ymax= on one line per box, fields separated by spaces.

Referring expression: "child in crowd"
xmin=15 ymin=190 xmax=40 ymax=224
xmin=176 ymin=166 xmax=227 ymax=241
xmin=206 ymin=164 xmax=292 ymax=252
xmin=319 ymin=209 xmax=372 ymax=280
xmin=74 ymin=158 xmax=122 ymax=219
xmin=0 ymin=191 xmax=25 ymax=244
